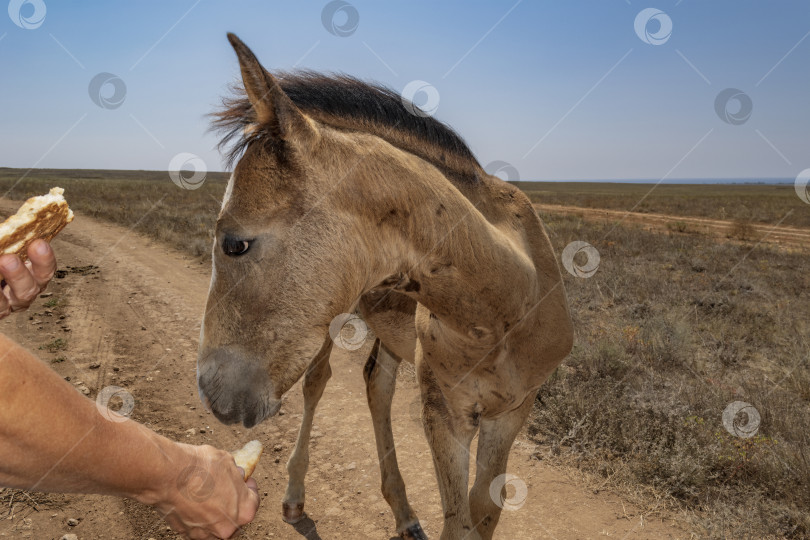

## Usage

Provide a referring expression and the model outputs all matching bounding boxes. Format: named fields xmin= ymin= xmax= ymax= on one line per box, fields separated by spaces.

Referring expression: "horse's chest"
xmin=421 ymin=342 xmax=526 ymax=417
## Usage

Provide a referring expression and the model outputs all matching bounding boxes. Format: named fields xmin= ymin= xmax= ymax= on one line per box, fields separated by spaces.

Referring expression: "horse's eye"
xmin=222 ymin=236 xmax=251 ymax=257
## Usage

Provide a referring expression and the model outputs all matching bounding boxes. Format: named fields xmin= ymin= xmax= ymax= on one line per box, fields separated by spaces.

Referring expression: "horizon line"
xmin=0 ymin=167 xmax=796 ymax=185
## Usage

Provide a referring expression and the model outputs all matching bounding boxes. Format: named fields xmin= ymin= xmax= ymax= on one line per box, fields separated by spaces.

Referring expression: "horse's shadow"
xmin=290 ymin=516 xmax=323 ymax=540
xmin=288 ymin=515 xmax=402 ymax=540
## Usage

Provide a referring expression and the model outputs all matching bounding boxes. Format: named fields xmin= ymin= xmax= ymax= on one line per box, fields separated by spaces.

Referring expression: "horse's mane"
xmin=211 ymin=71 xmax=481 ymax=183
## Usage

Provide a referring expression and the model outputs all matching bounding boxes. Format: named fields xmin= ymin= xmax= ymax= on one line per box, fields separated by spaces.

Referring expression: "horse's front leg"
xmin=364 ymin=339 xmax=427 ymax=540
xmin=282 ymin=342 xmax=332 ymax=523
xmin=468 ymin=391 xmax=536 ymax=539
xmin=417 ymin=359 xmax=480 ymax=540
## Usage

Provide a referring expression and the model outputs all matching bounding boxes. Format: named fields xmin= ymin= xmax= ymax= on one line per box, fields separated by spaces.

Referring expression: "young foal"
xmin=198 ymin=34 xmax=573 ymax=540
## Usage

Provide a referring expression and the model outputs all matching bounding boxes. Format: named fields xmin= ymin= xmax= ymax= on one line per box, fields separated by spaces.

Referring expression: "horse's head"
xmin=198 ymin=34 xmax=396 ymax=427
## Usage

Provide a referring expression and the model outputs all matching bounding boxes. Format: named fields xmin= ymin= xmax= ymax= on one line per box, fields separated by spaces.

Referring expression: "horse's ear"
xmin=227 ymin=33 xmax=316 ymax=144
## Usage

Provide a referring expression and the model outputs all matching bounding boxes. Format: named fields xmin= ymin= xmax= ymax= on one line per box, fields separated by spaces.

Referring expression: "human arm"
xmin=0 ymin=333 xmax=259 ymax=539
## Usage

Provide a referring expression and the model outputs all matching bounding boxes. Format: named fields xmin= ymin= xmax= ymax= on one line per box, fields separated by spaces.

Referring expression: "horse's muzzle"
xmin=197 ymin=346 xmax=280 ymax=428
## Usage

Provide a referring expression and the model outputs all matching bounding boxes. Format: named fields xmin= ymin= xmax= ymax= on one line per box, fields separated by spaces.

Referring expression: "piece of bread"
xmin=0 ymin=187 xmax=74 ymax=266
xmin=231 ymin=440 xmax=264 ymax=480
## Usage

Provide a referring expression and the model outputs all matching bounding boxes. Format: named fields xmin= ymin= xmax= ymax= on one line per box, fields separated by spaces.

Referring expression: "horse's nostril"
xmin=242 ymin=411 xmax=259 ymax=429
xmin=210 ymin=405 xmax=242 ymax=426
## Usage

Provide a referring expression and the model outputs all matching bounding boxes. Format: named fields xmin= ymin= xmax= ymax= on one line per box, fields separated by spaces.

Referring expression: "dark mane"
xmin=210 ymin=71 xmax=481 ymax=183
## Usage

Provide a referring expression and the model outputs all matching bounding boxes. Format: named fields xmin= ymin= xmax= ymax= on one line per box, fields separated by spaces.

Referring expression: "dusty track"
xmin=0 ymin=200 xmax=687 ymax=539
xmin=534 ymin=203 xmax=810 ymax=250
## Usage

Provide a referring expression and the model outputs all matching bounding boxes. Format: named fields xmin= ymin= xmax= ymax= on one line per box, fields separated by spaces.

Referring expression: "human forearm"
xmin=0 ymin=333 xmax=177 ymax=502
xmin=0 ymin=333 xmax=260 ymax=539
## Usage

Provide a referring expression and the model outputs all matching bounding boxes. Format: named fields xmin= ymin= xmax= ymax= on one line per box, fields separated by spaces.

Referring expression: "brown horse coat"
xmin=198 ymin=33 xmax=573 ymax=540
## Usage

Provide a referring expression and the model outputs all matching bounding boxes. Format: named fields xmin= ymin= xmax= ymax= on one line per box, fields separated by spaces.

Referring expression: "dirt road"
xmin=0 ymin=200 xmax=687 ymax=539
xmin=534 ymin=203 xmax=810 ymax=250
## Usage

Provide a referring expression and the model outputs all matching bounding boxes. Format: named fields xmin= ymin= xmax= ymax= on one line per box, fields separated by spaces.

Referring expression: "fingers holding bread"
xmin=26 ymin=239 xmax=57 ymax=288
xmin=0 ymin=187 xmax=72 ymax=276
xmin=0 ymin=253 xmax=42 ymax=316
xmin=0 ymin=188 xmax=71 ymax=319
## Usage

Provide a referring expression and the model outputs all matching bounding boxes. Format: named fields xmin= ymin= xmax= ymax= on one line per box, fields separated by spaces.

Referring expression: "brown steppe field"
xmin=0 ymin=168 xmax=808 ymax=539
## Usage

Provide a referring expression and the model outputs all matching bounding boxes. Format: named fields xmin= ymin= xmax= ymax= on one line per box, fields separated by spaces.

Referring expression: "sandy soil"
xmin=0 ymin=200 xmax=689 ymax=539
xmin=534 ymin=203 xmax=810 ymax=250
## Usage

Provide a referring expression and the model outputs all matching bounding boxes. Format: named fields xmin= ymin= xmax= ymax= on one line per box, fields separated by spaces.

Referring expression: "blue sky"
xmin=0 ymin=0 xmax=808 ymax=180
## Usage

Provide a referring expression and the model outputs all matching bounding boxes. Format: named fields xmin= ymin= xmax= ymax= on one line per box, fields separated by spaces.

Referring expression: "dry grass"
xmin=515 ymin=181 xmax=809 ymax=228
xmin=1 ymin=168 xmax=808 ymax=537
xmin=0 ymin=487 xmax=66 ymax=526
xmin=532 ymin=210 xmax=810 ymax=538
xmin=0 ymin=168 xmax=228 ymax=260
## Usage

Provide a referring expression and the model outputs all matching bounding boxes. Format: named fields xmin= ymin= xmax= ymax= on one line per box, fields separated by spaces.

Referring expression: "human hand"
xmin=0 ymin=240 xmax=57 ymax=319
xmin=148 ymin=443 xmax=260 ymax=540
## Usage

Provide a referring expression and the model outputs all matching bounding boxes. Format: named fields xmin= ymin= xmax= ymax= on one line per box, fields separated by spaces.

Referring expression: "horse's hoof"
xmin=400 ymin=522 xmax=428 ymax=540
xmin=282 ymin=501 xmax=306 ymax=524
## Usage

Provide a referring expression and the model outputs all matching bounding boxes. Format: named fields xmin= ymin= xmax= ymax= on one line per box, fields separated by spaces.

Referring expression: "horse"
xmin=197 ymin=33 xmax=573 ymax=540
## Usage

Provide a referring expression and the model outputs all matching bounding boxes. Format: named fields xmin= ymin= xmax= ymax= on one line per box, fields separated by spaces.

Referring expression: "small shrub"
xmin=667 ymin=221 xmax=688 ymax=233
xmin=40 ymin=338 xmax=67 ymax=352
xmin=729 ymin=219 xmax=758 ymax=241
